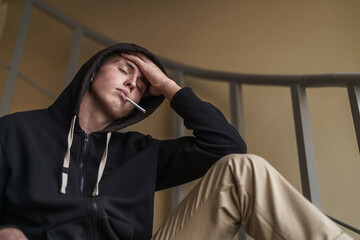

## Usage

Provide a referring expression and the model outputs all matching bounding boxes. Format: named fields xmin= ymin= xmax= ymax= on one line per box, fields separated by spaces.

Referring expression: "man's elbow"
xmin=237 ymin=140 xmax=247 ymax=154
xmin=225 ymin=139 xmax=247 ymax=155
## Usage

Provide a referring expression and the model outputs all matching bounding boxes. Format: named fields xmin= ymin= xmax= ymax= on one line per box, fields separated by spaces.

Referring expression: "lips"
xmin=116 ymin=88 xmax=129 ymax=102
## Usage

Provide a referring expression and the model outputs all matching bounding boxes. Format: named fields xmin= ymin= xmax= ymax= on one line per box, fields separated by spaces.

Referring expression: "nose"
xmin=124 ymin=75 xmax=137 ymax=92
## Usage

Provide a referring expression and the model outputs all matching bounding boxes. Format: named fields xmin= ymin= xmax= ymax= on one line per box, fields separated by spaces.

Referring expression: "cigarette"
xmin=126 ymin=97 xmax=146 ymax=114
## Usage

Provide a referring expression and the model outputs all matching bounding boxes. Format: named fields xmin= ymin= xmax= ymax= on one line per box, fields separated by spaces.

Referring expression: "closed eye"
xmin=119 ymin=68 xmax=127 ymax=74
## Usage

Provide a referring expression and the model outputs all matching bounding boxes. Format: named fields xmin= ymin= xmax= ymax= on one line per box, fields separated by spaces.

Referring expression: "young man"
xmin=0 ymin=43 xmax=352 ymax=239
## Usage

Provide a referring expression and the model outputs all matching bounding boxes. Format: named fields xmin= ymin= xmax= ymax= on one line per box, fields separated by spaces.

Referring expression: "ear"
xmin=90 ymin=72 xmax=95 ymax=82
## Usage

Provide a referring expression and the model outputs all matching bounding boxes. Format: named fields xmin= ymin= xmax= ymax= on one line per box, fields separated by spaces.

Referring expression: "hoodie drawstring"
xmin=92 ymin=132 xmax=112 ymax=196
xmin=60 ymin=116 xmax=112 ymax=196
xmin=60 ymin=115 xmax=77 ymax=194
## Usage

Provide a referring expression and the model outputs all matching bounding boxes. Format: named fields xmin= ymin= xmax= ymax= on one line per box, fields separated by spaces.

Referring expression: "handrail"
xmin=160 ymin=57 xmax=360 ymax=87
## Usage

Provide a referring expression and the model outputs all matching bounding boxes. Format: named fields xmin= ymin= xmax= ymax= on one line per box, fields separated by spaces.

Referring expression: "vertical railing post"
xmin=65 ymin=25 xmax=83 ymax=87
xmin=229 ymin=83 xmax=251 ymax=240
xmin=347 ymin=85 xmax=360 ymax=154
xmin=290 ymin=84 xmax=322 ymax=208
xmin=229 ymin=82 xmax=245 ymax=137
xmin=0 ymin=0 xmax=33 ymax=116
xmin=170 ymin=69 xmax=186 ymax=210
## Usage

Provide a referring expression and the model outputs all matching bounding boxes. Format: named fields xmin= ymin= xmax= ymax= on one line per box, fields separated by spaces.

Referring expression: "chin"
xmin=109 ymin=108 xmax=132 ymax=120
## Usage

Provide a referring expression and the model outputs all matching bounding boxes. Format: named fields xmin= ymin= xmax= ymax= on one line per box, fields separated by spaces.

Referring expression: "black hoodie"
xmin=0 ymin=43 xmax=246 ymax=239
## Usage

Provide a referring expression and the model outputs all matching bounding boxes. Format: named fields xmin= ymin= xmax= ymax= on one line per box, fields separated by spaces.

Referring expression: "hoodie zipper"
xmin=80 ymin=133 xmax=89 ymax=197
xmin=91 ymin=198 xmax=101 ymax=240
xmin=81 ymin=134 xmax=100 ymax=239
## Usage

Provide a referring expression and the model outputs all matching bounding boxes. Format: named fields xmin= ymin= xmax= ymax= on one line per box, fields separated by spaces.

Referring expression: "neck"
xmin=79 ymin=92 xmax=114 ymax=133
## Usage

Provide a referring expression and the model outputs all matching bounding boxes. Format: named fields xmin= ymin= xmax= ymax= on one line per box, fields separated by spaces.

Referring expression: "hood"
xmin=49 ymin=42 xmax=166 ymax=132
xmin=48 ymin=43 xmax=167 ymax=196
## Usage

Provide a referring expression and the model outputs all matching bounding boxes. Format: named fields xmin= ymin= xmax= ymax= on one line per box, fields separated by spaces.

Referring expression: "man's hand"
xmin=121 ymin=53 xmax=181 ymax=101
xmin=0 ymin=227 xmax=28 ymax=240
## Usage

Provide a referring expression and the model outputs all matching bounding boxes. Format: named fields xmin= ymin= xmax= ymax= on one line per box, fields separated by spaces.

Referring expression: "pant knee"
xmin=215 ymin=153 xmax=272 ymax=178
xmin=218 ymin=153 xmax=267 ymax=167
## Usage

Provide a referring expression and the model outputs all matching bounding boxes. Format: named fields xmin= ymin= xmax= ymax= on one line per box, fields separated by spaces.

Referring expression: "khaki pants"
xmin=153 ymin=154 xmax=352 ymax=240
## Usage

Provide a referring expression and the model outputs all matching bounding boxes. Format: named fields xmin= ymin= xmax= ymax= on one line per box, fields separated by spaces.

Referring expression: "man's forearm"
xmin=161 ymin=79 xmax=181 ymax=101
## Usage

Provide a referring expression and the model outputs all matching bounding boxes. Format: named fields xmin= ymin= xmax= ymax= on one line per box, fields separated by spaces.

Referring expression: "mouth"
xmin=116 ymin=88 xmax=129 ymax=102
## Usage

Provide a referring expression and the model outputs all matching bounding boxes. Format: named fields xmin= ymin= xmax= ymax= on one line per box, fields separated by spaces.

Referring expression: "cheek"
xmin=90 ymin=82 xmax=105 ymax=98
xmin=92 ymin=76 xmax=115 ymax=94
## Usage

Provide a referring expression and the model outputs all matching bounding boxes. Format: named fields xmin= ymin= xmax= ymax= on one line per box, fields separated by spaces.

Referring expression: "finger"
xmin=121 ymin=52 xmax=142 ymax=61
xmin=121 ymin=53 xmax=158 ymax=76
xmin=120 ymin=52 xmax=136 ymax=60
xmin=121 ymin=53 xmax=145 ymax=68
xmin=121 ymin=52 xmax=151 ymax=64
xmin=134 ymin=52 xmax=150 ymax=62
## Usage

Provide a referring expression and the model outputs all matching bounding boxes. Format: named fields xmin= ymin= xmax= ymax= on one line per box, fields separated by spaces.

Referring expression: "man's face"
xmin=88 ymin=54 xmax=148 ymax=120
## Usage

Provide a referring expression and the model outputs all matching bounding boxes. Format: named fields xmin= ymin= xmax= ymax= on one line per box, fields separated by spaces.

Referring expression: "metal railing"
xmin=0 ymin=0 xmax=359 ymax=238
xmin=162 ymin=59 xmax=360 ymax=237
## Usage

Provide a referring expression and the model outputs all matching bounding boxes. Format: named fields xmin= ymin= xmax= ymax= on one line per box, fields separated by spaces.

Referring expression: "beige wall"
xmin=0 ymin=2 xmax=8 ymax=43
xmin=1 ymin=0 xmax=359 ymax=237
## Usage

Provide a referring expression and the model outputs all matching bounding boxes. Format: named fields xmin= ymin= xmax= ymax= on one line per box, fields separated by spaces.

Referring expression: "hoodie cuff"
xmin=170 ymin=87 xmax=203 ymax=118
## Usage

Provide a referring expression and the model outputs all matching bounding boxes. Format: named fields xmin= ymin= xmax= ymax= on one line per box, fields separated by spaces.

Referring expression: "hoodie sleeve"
xmin=0 ymin=141 xmax=9 ymax=229
xmin=0 ymin=141 xmax=4 ymax=216
xmin=0 ymin=126 xmax=23 ymax=232
xmin=155 ymin=87 xmax=247 ymax=190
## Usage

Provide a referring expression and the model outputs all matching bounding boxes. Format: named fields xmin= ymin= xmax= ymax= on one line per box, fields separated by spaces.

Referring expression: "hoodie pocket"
xmin=46 ymin=216 xmax=135 ymax=240
xmin=46 ymin=217 xmax=93 ymax=240
xmin=100 ymin=216 xmax=134 ymax=240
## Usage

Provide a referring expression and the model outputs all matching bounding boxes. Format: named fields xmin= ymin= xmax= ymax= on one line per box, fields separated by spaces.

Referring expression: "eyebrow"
xmin=125 ymin=61 xmax=136 ymax=72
